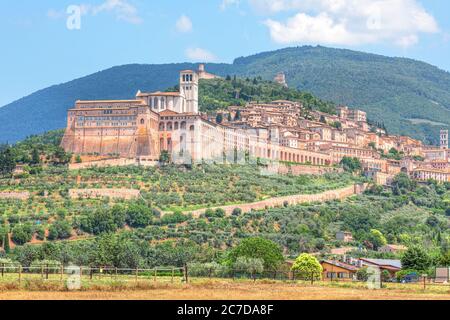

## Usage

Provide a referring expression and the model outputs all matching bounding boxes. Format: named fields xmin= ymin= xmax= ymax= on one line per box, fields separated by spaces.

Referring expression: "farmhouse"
xmin=359 ymin=258 xmax=402 ymax=277
xmin=321 ymin=260 xmax=359 ymax=280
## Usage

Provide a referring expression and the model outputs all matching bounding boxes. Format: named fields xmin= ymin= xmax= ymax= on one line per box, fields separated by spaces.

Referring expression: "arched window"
xmin=181 ymin=121 xmax=187 ymax=130
xmin=153 ymin=97 xmax=158 ymax=109
xmin=161 ymin=98 xmax=166 ymax=109
xmin=180 ymin=134 xmax=186 ymax=153
xmin=159 ymin=122 xmax=165 ymax=131
xmin=174 ymin=122 xmax=179 ymax=130
xmin=190 ymin=125 xmax=195 ymax=131
xmin=167 ymin=122 xmax=173 ymax=131
xmin=140 ymin=119 xmax=145 ymax=125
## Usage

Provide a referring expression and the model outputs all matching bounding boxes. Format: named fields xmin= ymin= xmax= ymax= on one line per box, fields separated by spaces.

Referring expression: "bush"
xmin=11 ymin=224 xmax=34 ymax=245
xmin=29 ymin=260 xmax=62 ymax=273
xmin=188 ymin=262 xmax=228 ymax=278
xmin=356 ymin=267 xmax=369 ymax=281
xmin=126 ymin=203 xmax=153 ymax=228
xmin=232 ymin=208 xmax=242 ymax=216
xmin=48 ymin=220 xmax=72 ymax=240
xmin=233 ymin=257 xmax=264 ymax=277
xmin=0 ymin=258 xmax=20 ymax=273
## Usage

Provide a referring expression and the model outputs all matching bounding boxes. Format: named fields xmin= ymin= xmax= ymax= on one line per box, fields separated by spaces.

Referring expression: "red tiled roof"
xmin=321 ymin=260 xmax=359 ymax=271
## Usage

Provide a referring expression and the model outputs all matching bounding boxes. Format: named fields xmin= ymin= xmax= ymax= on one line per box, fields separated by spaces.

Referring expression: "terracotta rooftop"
xmin=321 ymin=260 xmax=359 ymax=271
xmin=76 ymin=99 xmax=144 ymax=104
xmin=137 ymin=91 xmax=181 ymax=97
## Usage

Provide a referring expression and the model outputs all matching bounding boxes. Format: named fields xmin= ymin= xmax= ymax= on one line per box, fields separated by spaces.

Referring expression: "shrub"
xmin=48 ymin=220 xmax=72 ymax=240
xmin=29 ymin=260 xmax=62 ymax=273
xmin=11 ymin=224 xmax=34 ymax=245
xmin=233 ymin=257 xmax=264 ymax=277
xmin=232 ymin=208 xmax=242 ymax=216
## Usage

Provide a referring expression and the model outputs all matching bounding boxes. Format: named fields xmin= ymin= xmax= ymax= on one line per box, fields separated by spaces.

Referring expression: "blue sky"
xmin=1 ymin=0 xmax=450 ymax=107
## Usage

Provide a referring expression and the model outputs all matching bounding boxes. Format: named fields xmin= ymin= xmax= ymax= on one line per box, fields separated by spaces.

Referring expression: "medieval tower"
xmin=440 ymin=129 xmax=449 ymax=149
xmin=180 ymin=70 xmax=199 ymax=114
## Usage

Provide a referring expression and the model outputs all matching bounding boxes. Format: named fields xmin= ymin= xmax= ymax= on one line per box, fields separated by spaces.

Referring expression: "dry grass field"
xmin=1 ymin=279 xmax=450 ymax=300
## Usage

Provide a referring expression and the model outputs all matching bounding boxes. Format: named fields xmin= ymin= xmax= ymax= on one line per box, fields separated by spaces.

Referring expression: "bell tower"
xmin=180 ymin=70 xmax=199 ymax=114
xmin=440 ymin=129 xmax=448 ymax=149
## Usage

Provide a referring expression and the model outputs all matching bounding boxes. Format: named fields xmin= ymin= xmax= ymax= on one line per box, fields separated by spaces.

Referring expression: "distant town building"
xmin=274 ymin=72 xmax=288 ymax=88
xmin=336 ymin=231 xmax=354 ymax=243
xmin=378 ymin=244 xmax=407 ymax=254
xmin=60 ymin=66 xmax=450 ymax=184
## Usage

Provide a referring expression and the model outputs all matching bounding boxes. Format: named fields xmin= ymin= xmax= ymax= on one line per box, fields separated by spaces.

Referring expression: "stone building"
xmin=61 ymin=66 xmax=330 ymax=166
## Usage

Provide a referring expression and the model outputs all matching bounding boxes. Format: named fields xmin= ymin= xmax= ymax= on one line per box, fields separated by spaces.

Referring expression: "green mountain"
xmin=1 ymin=46 xmax=450 ymax=144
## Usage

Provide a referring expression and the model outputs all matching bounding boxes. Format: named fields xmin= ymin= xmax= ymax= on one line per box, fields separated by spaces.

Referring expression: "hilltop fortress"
xmin=61 ymin=65 xmax=450 ymax=183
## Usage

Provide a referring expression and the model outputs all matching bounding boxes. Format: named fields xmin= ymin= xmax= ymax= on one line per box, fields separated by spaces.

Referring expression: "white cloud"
xmin=220 ymin=0 xmax=240 ymax=11
xmin=90 ymin=0 xmax=142 ymax=24
xmin=253 ymin=0 xmax=440 ymax=47
xmin=176 ymin=15 xmax=193 ymax=33
xmin=185 ymin=47 xmax=218 ymax=62
xmin=48 ymin=1 xmax=143 ymax=24
xmin=248 ymin=0 xmax=289 ymax=14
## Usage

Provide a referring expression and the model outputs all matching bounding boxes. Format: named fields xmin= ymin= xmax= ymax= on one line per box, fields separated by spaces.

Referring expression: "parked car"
xmin=401 ymin=273 xmax=419 ymax=283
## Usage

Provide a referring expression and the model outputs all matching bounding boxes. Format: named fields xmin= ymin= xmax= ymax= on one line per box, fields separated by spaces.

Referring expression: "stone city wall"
xmin=0 ymin=192 xmax=30 ymax=200
xmin=69 ymin=158 xmax=137 ymax=170
xmin=272 ymin=164 xmax=343 ymax=176
xmin=184 ymin=183 xmax=366 ymax=218
xmin=69 ymin=188 xmax=141 ymax=200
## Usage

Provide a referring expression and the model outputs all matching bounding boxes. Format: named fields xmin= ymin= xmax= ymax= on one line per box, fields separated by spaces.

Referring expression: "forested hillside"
xmin=1 ymin=46 xmax=450 ymax=143
xmin=198 ymin=77 xmax=336 ymax=115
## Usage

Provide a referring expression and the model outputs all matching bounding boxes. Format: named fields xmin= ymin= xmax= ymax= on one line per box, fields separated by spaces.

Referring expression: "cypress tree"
xmin=3 ymin=233 xmax=10 ymax=254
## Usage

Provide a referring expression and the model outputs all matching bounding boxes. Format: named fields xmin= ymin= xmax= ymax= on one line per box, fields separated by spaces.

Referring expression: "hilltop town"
xmin=61 ymin=65 xmax=449 ymax=184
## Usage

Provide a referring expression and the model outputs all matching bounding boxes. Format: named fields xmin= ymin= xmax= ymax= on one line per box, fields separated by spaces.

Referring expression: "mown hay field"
xmin=1 ymin=278 xmax=449 ymax=300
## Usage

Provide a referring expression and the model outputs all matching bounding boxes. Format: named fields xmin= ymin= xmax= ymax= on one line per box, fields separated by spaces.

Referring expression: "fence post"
xmin=18 ymin=265 xmax=22 ymax=285
xmin=60 ymin=265 xmax=64 ymax=283
xmin=311 ymin=272 xmax=314 ymax=285
xmin=46 ymin=264 xmax=49 ymax=280
xmin=1 ymin=263 xmax=4 ymax=277
xmin=41 ymin=265 xmax=44 ymax=279
xmin=154 ymin=268 xmax=157 ymax=282
xmin=171 ymin=268 xmax=174 ymax=283
xmin=80 ymin=266 xmax=83 ymax=283
xmin=90 ymin=268 xmax=93 ymax=280
xmin=184 ymin=264 xmax=189 ymax=284
xmin=115 ymin=267 xmax=118 ymax=280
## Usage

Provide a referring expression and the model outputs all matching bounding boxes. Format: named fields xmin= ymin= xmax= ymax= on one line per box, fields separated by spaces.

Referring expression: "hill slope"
xmin=1 ymin=46 xmax=450 ymax=143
